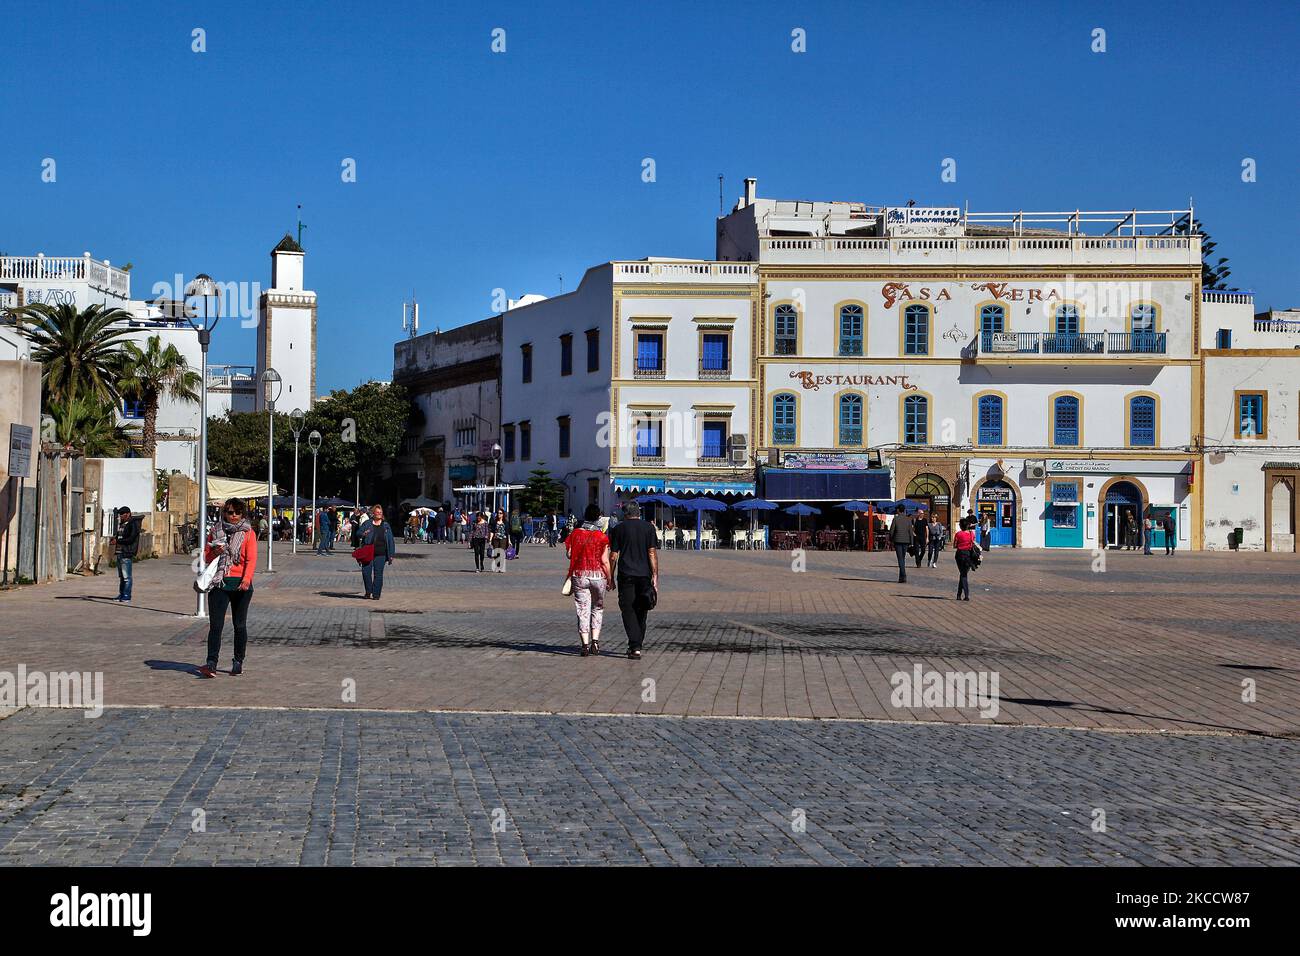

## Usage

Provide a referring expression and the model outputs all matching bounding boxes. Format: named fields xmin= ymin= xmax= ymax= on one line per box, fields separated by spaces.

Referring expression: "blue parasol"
xmin=681 ymin=497 xmax=727 ymax=549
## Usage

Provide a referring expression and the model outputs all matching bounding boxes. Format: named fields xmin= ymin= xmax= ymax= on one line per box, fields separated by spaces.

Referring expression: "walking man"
xmin=315 ymin=506 xmax=333 ymax=555
xmin=890 ymin=505 xmax=914 ymax=584
xmin=912 ymin=509 xmax=929 ymax=569
xmin=608 ymin=500 xmax=658 ymax=660
xmin=1162 ymin=513 xmax=1177 ymax=555
xmin=359 ymin=504 xmax=396 ymax=599
xmin=508 ymin=508 xmax=524 ymax=556
xmin=113 ymin=506 xmax=140 ymax=602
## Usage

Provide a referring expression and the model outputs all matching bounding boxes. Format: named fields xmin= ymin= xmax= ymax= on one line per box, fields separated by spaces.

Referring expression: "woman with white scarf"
xmin=197 ymin=498 xmax=258 ymax=678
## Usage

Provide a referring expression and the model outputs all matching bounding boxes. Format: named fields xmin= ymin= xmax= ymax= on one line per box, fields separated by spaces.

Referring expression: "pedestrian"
xmin=314 ymin=507 xmax=331 ymax=554
xmin=490 ymin=509 xmax=508 ymax=571
xmin=547 ymin=512 xmax=559 ymax=548
xmin=608 ymin=500 xmax=658 ymax=660
xmin=470 ymin=511 xmax=489 ymax=572
xmin=912 ymin=509 xmax=929 ymax=569
xmin=113 ymin=506 xmax=140 ymax=602
xmin=197 ymin=498 xmax=257 ymax=678
xmin=889 ymin=505 xmax=914 ymax=583
xmin=1123 ymin=510 xmax=1137 ymax=550
xmin=979 ymin=513 xmax=992 ymax=554
xmin=1162 ymin=513 xmax=1176 ymax=555
xmin=459 ymin=510 xmax=469 ymax=543
xmin=1142 ymin=512 xmax=1153 ymax=555
xmin=508 ymin=508 xmax=524 ymax=556
xmin=953 ymin=515 xmax=977 ymax=601
xmin=358 ymin=504 xmax=396 ymax=599
xmin=564 ymin=504 xmax=612 ymax=656
xmin=927 ymin=513 xmax=946 ymax=568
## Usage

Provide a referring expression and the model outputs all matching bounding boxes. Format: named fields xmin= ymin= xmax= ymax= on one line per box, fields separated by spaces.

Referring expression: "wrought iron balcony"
xmin=698 ymin=360 xmax=731 ymax=380
xmin=633 ymin=365 xmax=665 ymax=380
xmin=1107 ymin=331 xmax=1167 ymax=353
xmin=1042 ymin=332 xmax=1105 ymax=354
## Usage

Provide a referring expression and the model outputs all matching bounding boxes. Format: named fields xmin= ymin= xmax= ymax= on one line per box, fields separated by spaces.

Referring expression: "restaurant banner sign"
xmin=782 ymin=453 xmax=881 ymax=471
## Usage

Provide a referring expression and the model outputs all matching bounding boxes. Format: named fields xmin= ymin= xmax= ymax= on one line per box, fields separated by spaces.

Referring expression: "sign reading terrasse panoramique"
xmin=789 ymin=371 xmax=917 ymax=391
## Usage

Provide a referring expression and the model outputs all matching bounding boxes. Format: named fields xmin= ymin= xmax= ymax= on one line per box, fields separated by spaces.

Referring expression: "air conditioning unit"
xmin=729 ymin=433 xmax=748 ymax=465
xmin=1025 ymin=460 xmax=1047 ymax=480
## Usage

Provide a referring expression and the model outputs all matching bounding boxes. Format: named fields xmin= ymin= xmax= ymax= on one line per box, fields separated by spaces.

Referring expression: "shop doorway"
xmin=905 ymin=474 xmax=951 ymax=529
xmin=1103 ymin=481 xmax=1144 ymax=548
xmin=976 ymin=480 xmax=1016 ymax=547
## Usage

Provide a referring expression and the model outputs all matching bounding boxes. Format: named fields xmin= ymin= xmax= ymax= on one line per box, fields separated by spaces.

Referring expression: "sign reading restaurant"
xmin=789 ymin=371 xmax=917 ymax=392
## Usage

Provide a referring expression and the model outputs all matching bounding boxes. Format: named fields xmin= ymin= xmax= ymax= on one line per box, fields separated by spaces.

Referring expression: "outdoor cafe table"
xmin=816 ymin=529 xmax=848 ymax=550
xmin=771 ymin=530 xmax=811 ymax=550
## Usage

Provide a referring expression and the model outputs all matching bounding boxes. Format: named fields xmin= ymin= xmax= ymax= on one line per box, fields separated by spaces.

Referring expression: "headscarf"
xmin=210 ymin=514 xmax=253 ymax=581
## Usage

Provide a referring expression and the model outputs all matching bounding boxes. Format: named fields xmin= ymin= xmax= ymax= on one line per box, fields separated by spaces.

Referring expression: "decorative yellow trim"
xmin=1123 ymin=390 xmax=1162 ymax=448
xmin=692 ymin=403 xmax=736 ymax=411
xmin=632 ymin=329 xmax=667 ymax=376
xmin=1048 ymin=390 xmax=1085 ymax=448
xmin=770 ymin=390 xmax=801 ymax=448
xmin=831 ymin=388 xmax=867 ymax=447
xmin=769 ymin=299 xmax=804 ymax=357
xmin=627 ymin=402 xmax=671 ymax=411
xmin=971 ymin=390 xmax=1009 ymax=447
xmin=832 ymin=299 xmax=869 ymax=357
xmin=898 ymin=300 xmax=935 ymax=357
xmin=898 ymin=389 xmax=933 ymax=446
xmin=1127 ymin=300 xmax=1162 ymax=333
xmin=697 ymin=326 xmax=733 ymax=378
xmin=1233 ymin=389 xmax=1267 ymax=440
xmin=692 ymin=316 xmax=737 ymax=325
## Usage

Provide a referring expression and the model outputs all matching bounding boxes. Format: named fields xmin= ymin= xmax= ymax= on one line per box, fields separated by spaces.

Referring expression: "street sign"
xmin=8 ymin=424 xmax=33 ymax=479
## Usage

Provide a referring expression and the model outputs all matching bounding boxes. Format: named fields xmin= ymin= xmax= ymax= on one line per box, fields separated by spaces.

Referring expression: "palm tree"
xmin=47 ymin=395 xmax=135 ymax=457
xmin=117 ymin=335 xmax=201 ymax=459
xmin=13 ymin=302 xmax=135 ymax=407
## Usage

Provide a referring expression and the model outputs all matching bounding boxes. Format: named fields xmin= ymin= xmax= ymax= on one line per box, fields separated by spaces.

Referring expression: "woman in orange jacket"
xmin=198 ymin=498 xmax=258 ymax=678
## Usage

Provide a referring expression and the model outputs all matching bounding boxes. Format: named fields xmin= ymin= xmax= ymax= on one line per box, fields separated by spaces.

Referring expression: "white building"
xmin=255 ymin=235 xmax=316 ymax=411
xmin=500 ymin=260 xmax=760 ymax=512
xmin=1199 ymin=294 xmax=1299 ymax=552
xmin=0 ymin=252 xmax=203 ymax=478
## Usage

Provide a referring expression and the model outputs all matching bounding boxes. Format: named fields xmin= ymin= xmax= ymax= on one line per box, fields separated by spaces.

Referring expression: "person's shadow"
xmin=144 ymin=659 xmax=209 ymax=678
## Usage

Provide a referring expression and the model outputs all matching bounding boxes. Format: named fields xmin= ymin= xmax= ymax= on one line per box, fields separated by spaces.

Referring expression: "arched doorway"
xmin=1102 ymin=479 xmax=1144 ymax=549
xmin=906 ymin=473 xmax=951 ymax=528
xmin=1269 ymin=475 xmax=1296 ymax=552
xmin=975 ymin=479 xmax=1017 ymax=547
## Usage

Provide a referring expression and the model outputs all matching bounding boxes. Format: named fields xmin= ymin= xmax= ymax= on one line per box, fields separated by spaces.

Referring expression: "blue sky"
xmin=3 ymin=0 xmax=1297 ymax=391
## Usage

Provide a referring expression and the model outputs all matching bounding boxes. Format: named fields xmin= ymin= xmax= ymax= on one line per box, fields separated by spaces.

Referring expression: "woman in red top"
xmin=198 ymin=498 xmax=258 ymax=677
xmin=564 ymin=503 xmax=613 ymax=656
xmin=952 ymin=516 xmax=977 ymax=602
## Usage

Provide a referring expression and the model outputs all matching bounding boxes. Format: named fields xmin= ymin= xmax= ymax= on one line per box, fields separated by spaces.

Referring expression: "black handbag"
xmin=644 ymin=585 xmax=658 ymax=610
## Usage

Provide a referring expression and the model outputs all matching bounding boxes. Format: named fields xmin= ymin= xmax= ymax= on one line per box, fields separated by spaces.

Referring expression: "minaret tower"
xmin=255 ymin=233 xmax=317 ymax=410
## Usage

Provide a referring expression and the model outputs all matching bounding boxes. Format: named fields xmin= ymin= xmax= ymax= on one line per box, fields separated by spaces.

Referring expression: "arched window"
xmin=903 ymin=394 xmax=928 ymax=444
xmin=839 ymin=394 xmax=863 ymax=445
xmin=1130 ymin=304 xmax=1156 ymax=333
xmin=904 ymin=304 xmax=930 ymax=355
xmin=1129 ymin=396 xmax=1156 ymax=447
xmin=977 ymin=394 xmax=1004 ymax=446
xmin=773 ymin=393 xmax=797 ymax=445
xmin=774 ymin=305 xmax=798 ymax=356
xmin=1053 ymin=395 xmax=1080 ymax=446
xmin=839 ymin=304 xmax=864 ymax=356
xmin=1054 ymin=305 xmax=1080 ymax=336
xmin=979 ymin=304 xmax=1005 ymax=336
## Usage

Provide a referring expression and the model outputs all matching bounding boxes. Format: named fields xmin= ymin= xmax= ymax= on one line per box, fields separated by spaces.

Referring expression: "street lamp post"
xmin=261 ymin=368 xmax=283 ymax=572
xmin=289 ymin=409 xmax=304 ymax=555
xmin=309 ymin=430 xmax=321 ymax=550
xmin=183 ymin=275 xmax=221 ymax=618
xmin=491 ymin=442 xmax=502 ymax=513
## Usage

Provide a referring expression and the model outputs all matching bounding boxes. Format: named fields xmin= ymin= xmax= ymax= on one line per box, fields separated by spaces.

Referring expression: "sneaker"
xmin=195 ymin=664 xmax=217 ymax=679
xmin=627 ymin=649 xmax=642 ymax=660
xmin=230 ymin=662 xmax=243 ymax=676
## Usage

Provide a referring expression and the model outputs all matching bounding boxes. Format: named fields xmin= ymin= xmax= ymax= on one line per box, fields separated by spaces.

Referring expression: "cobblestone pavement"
xmin=0 ymin=542 xmax=1296 ymax=734
xmin=1 ymin=706 xmax=1296 ymax=866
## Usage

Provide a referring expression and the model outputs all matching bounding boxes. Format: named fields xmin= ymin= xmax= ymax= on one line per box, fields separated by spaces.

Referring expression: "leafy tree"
xmin=1187 ymin=218 xmax=1232 ymax=290
xmin=13 ymin=302 xmax=135 ymax=408
xmin=47 ymin=395 xmax=134 ymax=457
xmin=205 ymin=381 xmax=410 ymax=501
xmin=117 ymin=334 xmax=201 ymax=459
xmin=518 ymin=464 xmax=565 ymax=516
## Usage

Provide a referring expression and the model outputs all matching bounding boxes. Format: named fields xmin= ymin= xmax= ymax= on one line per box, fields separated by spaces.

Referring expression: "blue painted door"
xmin=990 ymin=502 xmax=1014 ymax=547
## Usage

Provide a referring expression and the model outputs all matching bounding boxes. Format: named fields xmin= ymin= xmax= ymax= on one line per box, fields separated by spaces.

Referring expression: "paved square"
xmin=1 ymin=541 xmax=1297 ymax=864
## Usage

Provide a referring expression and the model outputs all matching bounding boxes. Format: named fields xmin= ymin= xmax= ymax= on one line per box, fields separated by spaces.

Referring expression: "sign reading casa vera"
xmin=789 ymin=371 xmax=917 ymax=391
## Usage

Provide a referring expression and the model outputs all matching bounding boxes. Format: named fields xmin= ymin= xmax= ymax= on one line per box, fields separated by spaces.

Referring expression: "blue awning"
xmin=612 ymin=476 xmax=664 ymax=492
xmin=664 ymin=479 xmax=754 ymax=496
xmin=763 ymin=468 xmax=891 ymax=503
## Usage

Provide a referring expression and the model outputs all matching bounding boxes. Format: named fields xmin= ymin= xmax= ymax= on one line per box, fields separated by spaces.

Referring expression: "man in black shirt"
xmin=911 ymin=510 xmax=929 ymax=568
xmin=890 ymin=505 xmax=914 ymax=584
xmin=608 ymin=501 xmax=659 ymax=660
xmin=114 ymin=506 xmax=140 ymax=602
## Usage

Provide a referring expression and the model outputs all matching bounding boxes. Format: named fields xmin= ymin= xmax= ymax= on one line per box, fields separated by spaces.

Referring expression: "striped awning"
xmin=665 ymin=479 xmax=754 ymax=496
xmin=612 ymin=476 xmax=665 ymax=493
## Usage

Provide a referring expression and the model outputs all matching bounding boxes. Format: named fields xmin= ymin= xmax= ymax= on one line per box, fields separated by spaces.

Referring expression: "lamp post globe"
xmin=308 ymin=430 xmax=322 ymax=550
xmin=262 ymin=368 xmax=283 ymax=572
xmin=184 ymin=274 xmax=222 ymax=619
xmin=289 ymin=409 xmax=304 ymax=554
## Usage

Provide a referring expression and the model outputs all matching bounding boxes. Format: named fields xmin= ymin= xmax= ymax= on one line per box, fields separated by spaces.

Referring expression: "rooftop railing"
xmin=0 ymin=253 xmax=131 ymax=297
xmin=760 ymin=235 xmax=1200 ymax=266
xmin=614 ymin=261 xmax=758 ymax=283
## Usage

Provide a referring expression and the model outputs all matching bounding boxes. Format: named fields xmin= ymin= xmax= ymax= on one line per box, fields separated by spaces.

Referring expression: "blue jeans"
xmin=317 ymin=529 xmax=334 ymax=554
xmin=362 ymin=559 xmax=388 ymax=597
xmin=117 ymin=556 xmax=133 ymax=600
